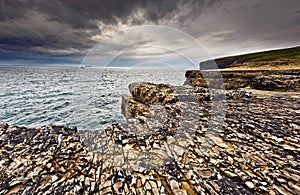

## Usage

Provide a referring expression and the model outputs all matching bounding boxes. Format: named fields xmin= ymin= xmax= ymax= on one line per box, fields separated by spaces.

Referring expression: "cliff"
xmin=185 ymin=69 xmax=300 ymax=91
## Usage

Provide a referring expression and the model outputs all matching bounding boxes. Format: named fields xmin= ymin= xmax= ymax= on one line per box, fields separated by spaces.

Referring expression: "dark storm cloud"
xmin=0 ymin=0 xmax=299 ymax=64
xmin=0 ymin=0 xmax=204 ymax=33
xmin=0 ymin=0 xmax=214 ymax=64
xmin=34 ymin=0 xmax=213 ymax=28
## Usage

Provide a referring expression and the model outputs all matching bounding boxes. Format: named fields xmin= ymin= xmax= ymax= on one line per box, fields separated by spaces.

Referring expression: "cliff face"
xmin=185 ymin=69 xmax=300 ymax=91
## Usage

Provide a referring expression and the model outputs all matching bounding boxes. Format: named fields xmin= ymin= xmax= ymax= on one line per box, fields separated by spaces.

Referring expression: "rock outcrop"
xmin=185 ymin=69 xmax=300 ymax=91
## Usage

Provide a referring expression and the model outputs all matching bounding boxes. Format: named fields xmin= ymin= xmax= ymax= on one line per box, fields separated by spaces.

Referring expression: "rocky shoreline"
xmin=1 ymin=69 xmax=300 ymax=194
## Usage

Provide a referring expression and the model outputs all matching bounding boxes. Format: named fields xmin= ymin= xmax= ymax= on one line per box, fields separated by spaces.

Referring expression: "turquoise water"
xmin=0 ymin=66 xmax=188 ymax=130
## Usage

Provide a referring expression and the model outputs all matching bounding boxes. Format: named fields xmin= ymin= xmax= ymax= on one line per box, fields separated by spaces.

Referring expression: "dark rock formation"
xmin=250 ymin=75 xmax=300 ymax=91
xmin=200 ymin=59 xmax=234 ymax=69
xmin=185 ymin=70 xmax=300 ymax=91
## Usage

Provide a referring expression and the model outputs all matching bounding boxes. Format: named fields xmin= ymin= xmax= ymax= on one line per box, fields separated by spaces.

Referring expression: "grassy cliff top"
xmin=201 ymin=46 xmax=300 ymax=70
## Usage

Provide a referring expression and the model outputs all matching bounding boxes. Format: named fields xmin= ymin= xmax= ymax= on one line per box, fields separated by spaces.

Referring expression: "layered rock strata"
xmin=185 ymin=70 xmax=300 ymax=91
xmin=1 ymin=81 xmax=299 ymax=194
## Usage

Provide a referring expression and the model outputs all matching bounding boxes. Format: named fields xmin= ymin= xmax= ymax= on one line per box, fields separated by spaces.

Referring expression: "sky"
xmin=0 ymin=0 xmax=299 ymax=66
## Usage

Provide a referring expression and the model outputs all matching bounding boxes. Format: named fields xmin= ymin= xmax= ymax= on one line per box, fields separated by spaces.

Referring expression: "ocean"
xmin=0 ymin=66 xmax=189 ymax=130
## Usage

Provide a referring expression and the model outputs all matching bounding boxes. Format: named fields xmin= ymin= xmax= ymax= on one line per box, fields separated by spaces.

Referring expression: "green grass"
xmin=214 ymin=46 xmax=300 ymax=68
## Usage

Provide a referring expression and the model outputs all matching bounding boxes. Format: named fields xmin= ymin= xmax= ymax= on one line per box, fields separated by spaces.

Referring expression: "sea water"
xmin=0 ymin=66 xmax=189 ymax=130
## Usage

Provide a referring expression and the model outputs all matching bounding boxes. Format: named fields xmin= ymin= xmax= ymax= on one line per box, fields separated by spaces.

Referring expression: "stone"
xmin=245 ymin=181 xmax=255 ymax=189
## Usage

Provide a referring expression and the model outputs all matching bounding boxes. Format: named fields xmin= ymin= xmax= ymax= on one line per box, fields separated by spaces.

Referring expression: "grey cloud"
xmin=293 ymin=8 xmax=300 ymax=15
xmin=0 ymin=0 xmax=214 ymax=64
xmin=183 ymin=0 xmax=300 ymax=57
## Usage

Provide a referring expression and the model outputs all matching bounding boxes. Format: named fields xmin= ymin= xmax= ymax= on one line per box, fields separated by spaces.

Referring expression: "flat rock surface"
xmin=1 ymin=83 xmax=300 ymax=194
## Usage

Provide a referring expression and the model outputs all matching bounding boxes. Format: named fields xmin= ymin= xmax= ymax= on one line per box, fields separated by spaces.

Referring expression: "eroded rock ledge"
xmin=1 ymin=80 xmax=299 ymax=194
xmin=185 ymin=70 xmax=300 ymax=91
